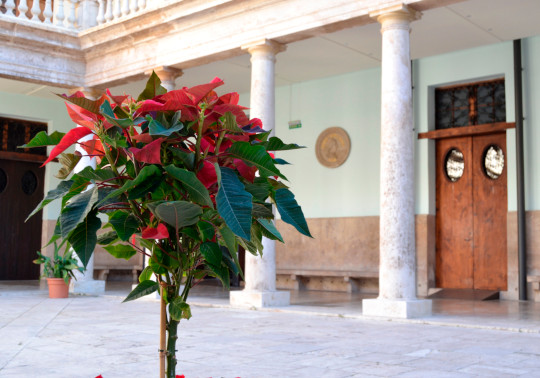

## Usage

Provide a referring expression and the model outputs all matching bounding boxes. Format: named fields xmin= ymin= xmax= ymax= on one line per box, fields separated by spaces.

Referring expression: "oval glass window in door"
xmin=484 ymin=145 xmax=504 ymax=179
xmin=444 ymin=148 xmax=464 ymax=182
xmin=21 ymin=170 xmax=38 ymax=195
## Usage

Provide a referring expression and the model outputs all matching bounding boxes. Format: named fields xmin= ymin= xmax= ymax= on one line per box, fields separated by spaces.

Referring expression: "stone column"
xmin=362 ymin=4 xmax=431 ymax=318
xmin=147 ymin=66 xmax=183 ymax=91
xmin=69 ymin=86 xmax=106 ymax=294
xmin=230 ymin=39 xmax=289 ymax=308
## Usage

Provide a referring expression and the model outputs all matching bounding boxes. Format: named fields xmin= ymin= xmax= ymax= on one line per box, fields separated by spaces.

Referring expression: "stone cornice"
xmin=0 ymin=0 xmax=461 ymax=89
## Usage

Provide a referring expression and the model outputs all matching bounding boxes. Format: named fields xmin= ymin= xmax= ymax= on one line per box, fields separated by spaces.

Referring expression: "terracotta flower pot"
xmin=46 ymin=278 xmax=70 ymax=298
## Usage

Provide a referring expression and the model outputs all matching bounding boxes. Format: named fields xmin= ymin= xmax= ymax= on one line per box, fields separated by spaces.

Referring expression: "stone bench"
xmin=527 ymin=275 xmax=540 ymax=290
xmin=277 ymin=268 xmax=379 ymax=293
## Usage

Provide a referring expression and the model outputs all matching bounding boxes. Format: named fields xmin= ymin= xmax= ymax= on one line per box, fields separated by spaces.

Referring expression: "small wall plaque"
xmin=315 ymin=127 xmax=351 ymax=168
xmin=288 ymin=120 xmax=302 ymax=129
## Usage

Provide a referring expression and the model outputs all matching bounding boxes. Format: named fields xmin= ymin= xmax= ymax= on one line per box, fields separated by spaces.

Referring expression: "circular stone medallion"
xmin=315 ymin=127 xmax=351 ymax=168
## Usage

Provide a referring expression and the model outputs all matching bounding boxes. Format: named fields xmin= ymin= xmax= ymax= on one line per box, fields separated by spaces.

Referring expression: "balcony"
xmin=1 ymin=0 xmax=152 ymax=29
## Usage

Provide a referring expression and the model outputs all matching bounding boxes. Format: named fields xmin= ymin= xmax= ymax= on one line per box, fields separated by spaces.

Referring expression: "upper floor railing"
xmin=1 ymin=0 xmax=150 ymax=30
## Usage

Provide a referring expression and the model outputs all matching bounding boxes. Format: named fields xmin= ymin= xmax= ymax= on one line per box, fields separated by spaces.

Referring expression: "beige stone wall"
xmin=276 ymin=215 xmax=435 ymax=294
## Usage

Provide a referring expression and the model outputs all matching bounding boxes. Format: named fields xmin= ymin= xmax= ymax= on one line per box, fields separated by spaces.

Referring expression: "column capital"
xmin=370 ymin=4 xmax=421 ymax=31
xmin=242 ymin=39 xmax=287 ymax=57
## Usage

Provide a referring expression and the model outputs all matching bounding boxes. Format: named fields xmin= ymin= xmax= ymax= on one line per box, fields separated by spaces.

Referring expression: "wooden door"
xmin=436 ymin=132 xmax=507 ymax=290
xmin=0 ymin=159 xmax=44 ymax=280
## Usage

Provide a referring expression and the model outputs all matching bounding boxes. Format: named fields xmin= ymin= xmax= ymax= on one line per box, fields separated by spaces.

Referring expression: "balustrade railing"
xmin=1 ymin=0 xmax=150 ymax=29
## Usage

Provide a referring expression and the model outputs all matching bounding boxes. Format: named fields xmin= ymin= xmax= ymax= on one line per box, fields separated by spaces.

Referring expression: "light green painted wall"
xmin=268 ymin=68 xmax=382 ymax=219
xmin=0 ymin=90 xmax=73 ymax=220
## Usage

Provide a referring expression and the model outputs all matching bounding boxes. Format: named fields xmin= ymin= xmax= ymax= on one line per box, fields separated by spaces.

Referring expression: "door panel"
xmin=436 ymin=132 xmax=507 ymax=291
xmin=436 ymin=136 xmax=474 ymax=289
xmin=472 ymin=133 xmax=507 ymax=290
xmin=0 ymin=159 xmax=43 ymax=280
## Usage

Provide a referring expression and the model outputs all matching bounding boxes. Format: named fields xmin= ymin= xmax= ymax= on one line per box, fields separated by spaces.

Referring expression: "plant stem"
xmin=166 ymin=318 xmax=180 ymax=378
xmin=194 ymin=108 xmax=205 ymax=168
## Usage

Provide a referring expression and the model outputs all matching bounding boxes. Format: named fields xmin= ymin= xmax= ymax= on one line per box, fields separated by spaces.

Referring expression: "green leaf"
xmin=263 ymin=136 xmax=305 ymax=151
xmin=104 ymin=244 xmax=137 ymax=260
xmin=274 ymin=188 xmax=311 ymax=237
xmin=206 ymin=262 xmax=230 ymax=289
xmin=200 ymin=242 xmax=222 ymax=267
xmin=154 ymin=201 xmax=202 ymax=230
xmin=138 ymin=266 xmax=153 ymax=282
xmin=67 ymin=210 xmax=102 ymax=267
xmin=221 ymin=246 xmax=239 ymax=275
xmin=165 ymin=165 xmax=213 ymax=208
xmin=102 ymin=126 xmax=129 ymax=148
xmin=148 ymin=116 xmax=184 ymax=136
xmin=26 ymin=180 xmax=73 ymax=222
xmin=55 ymin=153 xmax=82 ymax=180
xmin=250 ymin=224 xmax=264 ymax=254
xmin=137 ymin=71 xmax=167 ymax=101
xmin=228 ymin=142 xmax=287 ymax=180
xmin=170 ymin=148 xmax=195 ymax=171
xmin=123 ymin=280 xmax=159 ymax=302
xmin=100 ymin=100 xmax=133 ymax=128
xmin=244 ymin=180 xmax=272 ymax=202
xmin=109 ymin=211 xmax=140 ymax=241
xmin=97 ymin=230 xmax=118 ymax=245
xmin=215 ymin=167 xmax=252 ymax=240
xmin=60 ymin=186 xmax=99 ymax=238
xmin=169 ymin=298 xmax=192 ymax=321
xmin=99 ymin=165 xmax=161 ymax=205
xmin=19 ymin=130 xmax=65 ymax=148
xmin=62 ymin=175 xmax=91 ymax=207
xmin=218 ymin=225 xmax=243 ymax=278
xmin=197 ymin=221 xmax=215 ymax=242
xmin=221 ymin=111 xmax=244 ymax=133
xmin=273 ymin=158 xmax=290 ymax=165
xmin=75 ymin=166 xmax=117 ymax=182
xmin=257 ymin=218 xmax=284 ymax=242
xmin=127 ymin=166 xmax=163 ymax=200
xmin=252 ymin=202 xmax=273 ymax=219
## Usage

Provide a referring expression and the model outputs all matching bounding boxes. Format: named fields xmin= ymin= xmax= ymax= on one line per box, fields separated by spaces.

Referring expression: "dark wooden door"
xmin=0 ymin=159 xmax=44 ymax=280
xmin=436 ymin=132 xmax=507 ymax=290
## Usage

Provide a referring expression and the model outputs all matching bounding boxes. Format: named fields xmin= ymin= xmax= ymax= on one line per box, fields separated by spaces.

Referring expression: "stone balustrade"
xmin=1 ymin=0 xmax=149 ymax=29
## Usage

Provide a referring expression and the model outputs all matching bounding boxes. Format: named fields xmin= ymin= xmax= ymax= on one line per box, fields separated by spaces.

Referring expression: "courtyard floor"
xmin=1 ymin=281 xmax=540 ymax=377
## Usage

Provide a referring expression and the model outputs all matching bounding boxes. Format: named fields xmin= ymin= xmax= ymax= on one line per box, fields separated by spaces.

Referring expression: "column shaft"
xmin=378 ymin=10 xmax=416 ymax=301
xmin=230 ymin=40 xmax=289 ymax=307
xmin=363 ymin=5 xmax=431 ymax=318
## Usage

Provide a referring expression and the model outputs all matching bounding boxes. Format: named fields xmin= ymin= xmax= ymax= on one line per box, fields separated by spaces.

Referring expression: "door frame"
xmin=418 ymin=122 xmax=515 ymax=293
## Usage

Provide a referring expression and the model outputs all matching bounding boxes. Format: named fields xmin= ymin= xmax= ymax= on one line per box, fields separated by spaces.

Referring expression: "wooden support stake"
xmin=159 ymin=284 xmax=166 ymax=378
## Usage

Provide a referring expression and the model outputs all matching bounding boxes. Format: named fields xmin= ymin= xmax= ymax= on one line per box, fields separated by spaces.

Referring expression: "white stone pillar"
xmin=69 ymin=87 xmax=106 ymax=295
xmin=230 ymin=39 xmax=289 ymax=308
xmin=146 ymin=66 xmax=183 ymax=92
xmin=362 ymin=4 xmax=431 ymax=318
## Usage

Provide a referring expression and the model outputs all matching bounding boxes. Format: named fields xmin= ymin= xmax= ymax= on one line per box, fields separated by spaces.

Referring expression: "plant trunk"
xmin=166 ymin=318 xmax=180 ymax=378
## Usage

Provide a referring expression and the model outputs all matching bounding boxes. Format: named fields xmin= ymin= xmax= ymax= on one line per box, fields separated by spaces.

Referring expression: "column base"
xmin=362 ymin=298 xmax=432 ymax=318
xmin=69 ymin=279 xmax=106 ymax=295
xmin=230 ymin=290 xmax=290 ymax=308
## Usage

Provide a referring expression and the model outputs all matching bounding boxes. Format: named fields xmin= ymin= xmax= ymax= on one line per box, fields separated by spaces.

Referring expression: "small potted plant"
xmin=34 ymin=239 xmax=84 ymax=298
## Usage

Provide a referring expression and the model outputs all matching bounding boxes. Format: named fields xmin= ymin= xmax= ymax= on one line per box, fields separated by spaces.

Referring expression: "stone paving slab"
xmin=1 ymin=286 xmax=540 ymax=378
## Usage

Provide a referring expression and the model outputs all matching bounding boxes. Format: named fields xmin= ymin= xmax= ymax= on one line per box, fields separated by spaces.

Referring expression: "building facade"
xmin=2 ymin=0 xmax=540 ymax=317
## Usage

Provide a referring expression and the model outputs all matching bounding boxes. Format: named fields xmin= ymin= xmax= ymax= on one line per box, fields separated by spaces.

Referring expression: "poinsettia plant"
xmin=23 ymin=72 xmax=310 ymax=377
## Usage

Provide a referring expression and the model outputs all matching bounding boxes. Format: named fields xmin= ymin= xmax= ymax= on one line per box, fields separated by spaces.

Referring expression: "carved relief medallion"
xmin=315 ymin=127 xmax=351 ymax=168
